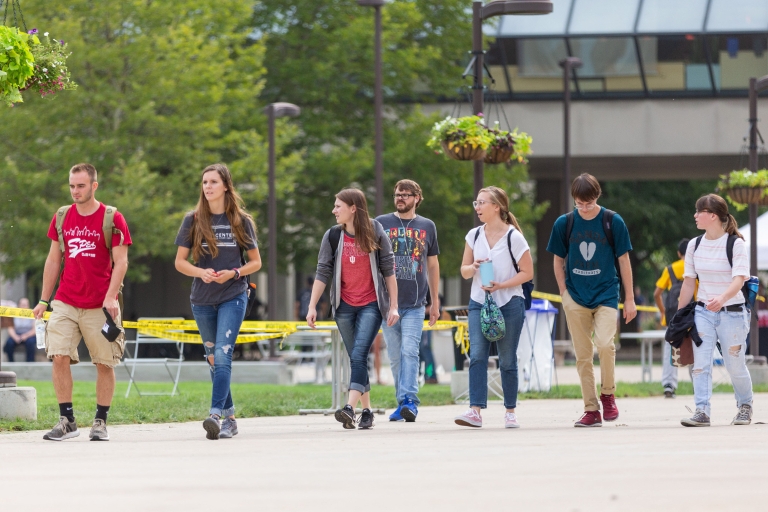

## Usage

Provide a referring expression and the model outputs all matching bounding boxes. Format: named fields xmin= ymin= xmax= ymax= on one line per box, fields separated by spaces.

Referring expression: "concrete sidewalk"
xmin=2 ymin=393 xmax=767 ymax=511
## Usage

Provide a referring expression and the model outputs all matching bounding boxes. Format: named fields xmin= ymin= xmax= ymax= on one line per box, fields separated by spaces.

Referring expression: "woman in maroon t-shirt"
xmin=306 ymin=188 xmax=399 ymax=430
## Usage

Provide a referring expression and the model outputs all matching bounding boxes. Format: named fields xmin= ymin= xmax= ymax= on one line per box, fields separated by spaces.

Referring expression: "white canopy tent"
xmin=739 ymin=212 xmax=768 ymax=270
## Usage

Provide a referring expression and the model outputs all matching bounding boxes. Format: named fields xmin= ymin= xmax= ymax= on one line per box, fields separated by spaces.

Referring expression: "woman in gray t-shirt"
xmin=174 ymin=163 xmax=262 ymax=440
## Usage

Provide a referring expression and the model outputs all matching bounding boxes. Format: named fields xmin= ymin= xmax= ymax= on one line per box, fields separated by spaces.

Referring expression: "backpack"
xmin=693 ymin=234 xmax=760 ymax=312
xmin=664 ymin=264 xmax=684 ymax=324
xmin=473 ymin=227 xmax=534 ymax=309
xmin=54 ymin=205 xmax=125 ymax=312
xmin=564 ymin=208 xmax=624 ymax=298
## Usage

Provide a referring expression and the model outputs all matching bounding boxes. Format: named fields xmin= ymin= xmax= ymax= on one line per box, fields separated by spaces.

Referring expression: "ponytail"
xmin=501 ymin=209 xmax=523 ymax=233
xmin=725 ymin=214 xmax=744 ymax=240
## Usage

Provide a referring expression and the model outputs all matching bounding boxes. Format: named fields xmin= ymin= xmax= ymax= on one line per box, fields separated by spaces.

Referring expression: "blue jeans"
xmin=3 ymin=337 xmax=36 ymax=362
xmin=692 ymin=305 xmax=753 ymax=416
xmin=382 ymin=305 xmax=424 ymax=405
xmin=191 ymin=292 xmax=247 ymax=417
xmin=335 ymin=300 xmax=383 ymax=394
xmin=468 ymin=296 xmax=525 ymax=409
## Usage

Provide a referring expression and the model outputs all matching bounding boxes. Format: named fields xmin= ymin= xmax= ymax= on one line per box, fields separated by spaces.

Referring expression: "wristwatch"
xmin=232 ymin=268 xmax=241 ymax=280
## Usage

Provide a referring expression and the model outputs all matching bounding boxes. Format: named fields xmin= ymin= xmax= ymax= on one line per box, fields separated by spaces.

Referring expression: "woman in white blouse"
xmin=677 ymin=193 xmax=753 ymax=427
xmin=455 ymin=186 xmax=533 ymax=429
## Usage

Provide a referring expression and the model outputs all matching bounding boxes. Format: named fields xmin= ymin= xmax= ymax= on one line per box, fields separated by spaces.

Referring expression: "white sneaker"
xmin=454 ymin=408 xmax=482 ymax=428
xmin=504 ymin=412 xmax=520 ymax=428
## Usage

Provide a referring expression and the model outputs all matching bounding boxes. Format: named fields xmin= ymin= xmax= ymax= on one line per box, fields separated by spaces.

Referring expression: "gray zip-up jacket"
xmin=314 ymin=219 xmax=395 ymax=318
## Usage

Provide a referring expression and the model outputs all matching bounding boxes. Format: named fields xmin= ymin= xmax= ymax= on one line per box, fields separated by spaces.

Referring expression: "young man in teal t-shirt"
xmin=547 ymin=173 xmax=637 ymax=427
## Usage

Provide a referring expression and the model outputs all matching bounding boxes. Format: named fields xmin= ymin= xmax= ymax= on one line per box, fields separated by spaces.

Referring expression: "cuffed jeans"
xmin=335 ymin=300 xmax=383 ymax=394
xmin=382 ymin=305 xmax=424 ymax=405
xmin=468 ymin=296 xmax=525 ymax=409
xmin=192 ymin=292 xmax=247 ymax=417
xmin=692 ymin=305 xmax=753 ymax=416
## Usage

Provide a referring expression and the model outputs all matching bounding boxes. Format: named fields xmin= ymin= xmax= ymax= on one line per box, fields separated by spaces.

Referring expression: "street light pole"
xmin=559 ymin=57 xmax=582 ymax=215
xmin=264 ymin=102 xmax=300 ymax=358
xmin=470 ymin=1 xmax=553 ymax=225
xmin=748 ymin=76 xmax=768 ymax=361
xmin=358 ymin=0 xmax=385 ymax=216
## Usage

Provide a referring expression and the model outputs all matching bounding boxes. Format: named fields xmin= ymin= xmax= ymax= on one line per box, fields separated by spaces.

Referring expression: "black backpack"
xmin=472 ymin=227 xmax=534 ymax=309
xmin=693 ymin=234 xmax=759 ymax=312
xmin=564 ymin=208 xmax=623 ymax=298
xmin=664 ymin=265 xmax=684 ymax=324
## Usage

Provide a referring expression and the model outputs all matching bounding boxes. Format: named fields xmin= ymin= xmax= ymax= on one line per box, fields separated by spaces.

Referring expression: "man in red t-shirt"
xmin=33 ymin=163 xmax=132 ymax=442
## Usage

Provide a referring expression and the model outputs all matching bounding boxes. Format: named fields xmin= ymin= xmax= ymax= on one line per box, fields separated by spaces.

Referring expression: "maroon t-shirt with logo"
xmin=46 ymin=203 xmax=132 ymax=309
xmin=340 ymin=233 xmax=377 ymax=306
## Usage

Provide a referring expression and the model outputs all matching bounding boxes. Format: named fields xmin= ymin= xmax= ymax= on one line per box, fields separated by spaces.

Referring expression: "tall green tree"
xmin=0 ymin=0 xmax=301 ymax=282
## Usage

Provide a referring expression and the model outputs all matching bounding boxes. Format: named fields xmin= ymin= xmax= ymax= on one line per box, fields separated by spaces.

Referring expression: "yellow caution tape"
xmin=136 ymin=328 xmax=286 ymax=345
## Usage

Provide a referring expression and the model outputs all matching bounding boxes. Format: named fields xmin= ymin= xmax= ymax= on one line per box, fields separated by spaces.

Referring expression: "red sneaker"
xmin=574 ymin=410 xmax=602 ymax=427
xmin=600 ymin=393 xmax=619 ymax=421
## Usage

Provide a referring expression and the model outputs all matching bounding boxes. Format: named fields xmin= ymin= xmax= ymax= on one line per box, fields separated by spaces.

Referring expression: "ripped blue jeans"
xmin=692 ymin=304 xmax=753 ymax=416
xmin=191 ymin=292 xmax=247 ymax=417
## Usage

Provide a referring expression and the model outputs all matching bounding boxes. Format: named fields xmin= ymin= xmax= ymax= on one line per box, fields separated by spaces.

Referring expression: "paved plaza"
xmin=2 ymin=392 xmax=767 ymax=511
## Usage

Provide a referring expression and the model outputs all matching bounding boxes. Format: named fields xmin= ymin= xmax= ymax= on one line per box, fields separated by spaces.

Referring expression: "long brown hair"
xmin=336 ymin=188 xmax=378 ymax=253
xmin=480 ymin=186 xmax=523 ymax=234
xmin=695 ymin=193 xmax=743 ymax=240
xmin=189 ymin=163 xmax=257 ymax=261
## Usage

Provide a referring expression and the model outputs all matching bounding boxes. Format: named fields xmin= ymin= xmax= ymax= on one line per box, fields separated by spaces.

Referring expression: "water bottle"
xmin=35 ymin=319 xmax=46 ymax=350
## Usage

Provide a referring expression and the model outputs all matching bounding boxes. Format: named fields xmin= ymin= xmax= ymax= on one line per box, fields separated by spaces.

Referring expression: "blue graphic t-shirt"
xmin=546 ymin=207 xmax=632 ymax=309
xmin=375 ymin=213 xmax=439 ymax=308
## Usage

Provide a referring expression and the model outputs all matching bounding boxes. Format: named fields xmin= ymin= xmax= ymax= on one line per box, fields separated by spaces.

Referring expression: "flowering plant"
xmin=24 ymin=30 xmax=77 ymax=99
xmin=717 ymin=169 xmax=768 ymax=210
xmin=427 ymin=114 xmax=495 ymax=155
xmin=0 ymin=26 xmax=36 ymax=106
xmin=488 ymin=124 xmax=533 ymax=164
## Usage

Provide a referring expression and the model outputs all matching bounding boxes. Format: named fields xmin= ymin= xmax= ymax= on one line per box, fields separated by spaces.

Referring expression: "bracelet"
xmin=232 ymin=268 xmax=241 ymax=280
xmin=38 ymin=299 xmax=49 ymax=306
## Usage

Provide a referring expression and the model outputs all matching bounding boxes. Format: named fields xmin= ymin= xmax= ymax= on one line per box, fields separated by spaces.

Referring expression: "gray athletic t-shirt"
xmin=175 ymin=212 xmax=258 ymax=306
xmin=375 ymin=213 xmax=439 ymax=308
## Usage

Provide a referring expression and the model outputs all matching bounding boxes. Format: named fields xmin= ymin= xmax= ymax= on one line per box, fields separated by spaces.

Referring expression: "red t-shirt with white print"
xmin=46 ymin=203 xmax=132 ymax=309
xmin=340 ymin=233 xmax=377 ymax=306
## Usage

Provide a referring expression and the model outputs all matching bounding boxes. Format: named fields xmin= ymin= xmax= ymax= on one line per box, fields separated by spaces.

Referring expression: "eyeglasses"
xmin=695 ymin=209 xmax=713 ymax=215
xmin=473 ymin=200 xmax=491 ymax=208
xmin=574 ymin=201 xmax=597 ymax=211
xmin=393 ymin=194 xmax=415 ymax=200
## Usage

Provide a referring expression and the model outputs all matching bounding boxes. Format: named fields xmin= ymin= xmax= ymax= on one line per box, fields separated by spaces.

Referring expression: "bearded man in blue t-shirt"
xmin=547 ymin=173 xmax=637 ymax=427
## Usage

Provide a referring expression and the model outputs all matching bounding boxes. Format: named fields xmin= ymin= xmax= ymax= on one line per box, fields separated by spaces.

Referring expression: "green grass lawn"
xmin=2 ymin=380 xmax=766 ymax=432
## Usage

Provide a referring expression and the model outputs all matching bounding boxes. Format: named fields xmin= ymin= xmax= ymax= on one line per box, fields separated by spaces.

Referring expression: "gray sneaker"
xmin=219 ymin=417 xmax=238 ymax=438
xmin=732 ymin=404 xmax=753 ymax=425
xmin=203 ymin=415 xmax=221 ymax=440
xmin=89 ymin=418 xmax=110 ymax=441
xmin=43 ymin=416 xmax=80 ymax=441
xmin=681 ymin=409 xmax=710 ymax=427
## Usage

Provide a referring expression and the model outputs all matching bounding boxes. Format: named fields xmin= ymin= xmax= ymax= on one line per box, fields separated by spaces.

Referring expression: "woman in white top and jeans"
xmin=677 ymin=193 xmax=753 ymax=427
xmin=455 ymin=186 xmax=534 ymax=429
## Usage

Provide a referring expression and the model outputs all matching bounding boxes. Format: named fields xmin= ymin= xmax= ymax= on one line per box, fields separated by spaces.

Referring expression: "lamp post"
xmin=748 ymin=76 xmax=768 ymax=361
xmin=358 ymin=0 xmax=385 ymax=216
xmin=469 ymin=1 xmax=552 ymax=225
xmin=559 ymin=57 xmax=582 ymax=215
xmin=264 ymin=102 xmax=300 ymax=358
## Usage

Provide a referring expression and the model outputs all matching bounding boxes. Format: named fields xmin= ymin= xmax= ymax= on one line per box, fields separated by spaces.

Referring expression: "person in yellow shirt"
xmin=654 ymin=238 xmax=696 ymax=398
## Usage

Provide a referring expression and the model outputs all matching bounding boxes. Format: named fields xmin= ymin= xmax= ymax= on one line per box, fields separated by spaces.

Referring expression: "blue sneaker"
xmin=389 ymin=404 xmax=405 ymax=422
xmin=400 ymin=398 xmax=418 ymax=422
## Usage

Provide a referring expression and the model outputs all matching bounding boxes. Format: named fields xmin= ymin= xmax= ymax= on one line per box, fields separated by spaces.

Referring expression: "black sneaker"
xmin=358 ymin=408 xmax=375 ymax=430
xmin=335 ymin=404 xmax=356 ymax=429
xmin=664 ymin=387 xmax=676 ymax=398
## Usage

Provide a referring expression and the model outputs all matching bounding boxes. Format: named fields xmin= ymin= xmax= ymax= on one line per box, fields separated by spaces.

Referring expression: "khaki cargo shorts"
xmin=45 ymin=300 xmax=125 ymax=367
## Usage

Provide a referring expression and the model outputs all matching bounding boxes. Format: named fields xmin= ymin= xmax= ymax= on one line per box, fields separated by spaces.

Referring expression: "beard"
xmin=73 ymin=190 xmax=93 ymax=204
xmin=396 ymin=202 xmax=415 ymax=214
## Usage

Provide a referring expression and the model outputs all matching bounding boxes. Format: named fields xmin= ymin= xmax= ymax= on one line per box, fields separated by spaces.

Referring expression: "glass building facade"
xmin=481 ymin=0 xmax=768 ymax=99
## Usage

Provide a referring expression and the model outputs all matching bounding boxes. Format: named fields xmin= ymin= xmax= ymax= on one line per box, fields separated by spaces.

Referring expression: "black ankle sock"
xmin=95 ymin=404 xmax=110 ymax=423
xmin=59 ymin=402 xmax=75 ymax=422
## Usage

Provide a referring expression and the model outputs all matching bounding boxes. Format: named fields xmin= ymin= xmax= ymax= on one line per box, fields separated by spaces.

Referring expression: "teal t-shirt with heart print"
xmin=546 ymin=207 xmax=632 ymax=309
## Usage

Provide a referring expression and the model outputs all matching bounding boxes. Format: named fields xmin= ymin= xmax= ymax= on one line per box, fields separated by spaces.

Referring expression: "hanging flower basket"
xmin=441 ymin=140 xmax=486 ymax=161
xmin=718 ymin=169 xmax=768 ymax=210
xmin=23 ymin=30 xmax=77 ymax=99
xmin=727 ymin=187 xmax=765 ymax=205
xmin=484 ymin=146 xmax=514 ymax=165
xmin=0 ymin=26 xmax=35 ymax=106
